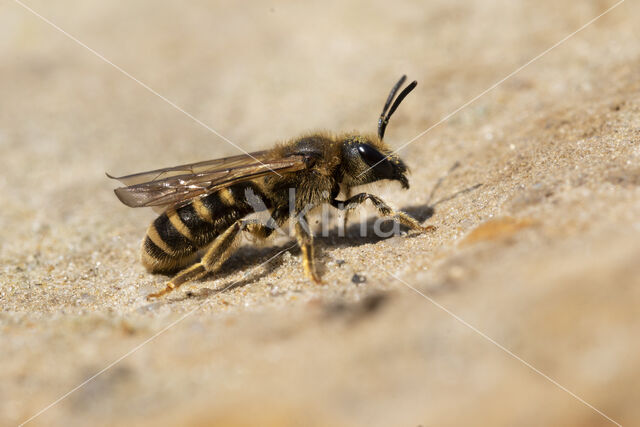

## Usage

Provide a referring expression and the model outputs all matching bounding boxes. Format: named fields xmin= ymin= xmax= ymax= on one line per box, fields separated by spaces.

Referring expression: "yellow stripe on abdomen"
xmin=192 ymin=197 xmax=214 ymax=223
xmin=166 ymin=208 xmax=196 ymax=242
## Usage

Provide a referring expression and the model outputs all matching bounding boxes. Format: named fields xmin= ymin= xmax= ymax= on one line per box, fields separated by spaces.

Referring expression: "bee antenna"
xmin=378 ymin=75 xmax=417 ymax=139
xmin=380 ymin=75 xmax=406 ymax=119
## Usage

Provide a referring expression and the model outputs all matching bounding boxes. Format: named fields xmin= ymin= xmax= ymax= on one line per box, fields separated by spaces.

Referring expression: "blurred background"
xmin=1 ymin=0 xmax=639 ymax=425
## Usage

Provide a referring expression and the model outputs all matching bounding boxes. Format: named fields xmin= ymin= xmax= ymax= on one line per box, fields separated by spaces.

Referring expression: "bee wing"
xmin=106 ymin=151 xmax=272 ymax=187
xmin=107 ymin=151 xmax=306 ymax=209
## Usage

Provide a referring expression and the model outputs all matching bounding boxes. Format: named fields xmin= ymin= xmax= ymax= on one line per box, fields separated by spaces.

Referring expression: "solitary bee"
xmin=109 ymin=76 xmax=435 ymax=299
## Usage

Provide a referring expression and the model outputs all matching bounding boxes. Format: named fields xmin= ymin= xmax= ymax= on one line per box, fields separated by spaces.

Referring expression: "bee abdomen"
xmin=141 ymin=183 xmax=270 ymax=273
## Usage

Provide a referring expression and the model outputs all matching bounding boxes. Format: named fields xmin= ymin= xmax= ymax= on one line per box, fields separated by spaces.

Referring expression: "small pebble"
xmin=351 ymin=274 xmax=366 ymax=284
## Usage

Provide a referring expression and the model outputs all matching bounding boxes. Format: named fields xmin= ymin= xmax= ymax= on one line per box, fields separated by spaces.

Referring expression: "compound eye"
xmin=357 ymin=144 xmax=388 ymax=167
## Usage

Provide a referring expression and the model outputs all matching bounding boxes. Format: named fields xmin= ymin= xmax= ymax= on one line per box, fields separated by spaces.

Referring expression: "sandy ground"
xmin=1 ymin=0 xmax=639 ymax=425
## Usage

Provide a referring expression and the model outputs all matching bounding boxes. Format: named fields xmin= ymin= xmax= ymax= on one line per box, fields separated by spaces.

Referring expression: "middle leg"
xmin=293 ymin=215 xmax=321 ymax=284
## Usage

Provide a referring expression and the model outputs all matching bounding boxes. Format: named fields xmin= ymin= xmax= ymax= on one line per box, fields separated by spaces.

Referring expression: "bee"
xmin=108 ymin=75 xmax=435 ymax=299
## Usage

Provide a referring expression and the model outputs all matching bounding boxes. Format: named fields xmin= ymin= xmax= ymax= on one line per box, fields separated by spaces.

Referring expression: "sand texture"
xmin=1 ymin=1 xmax=639 ymax=425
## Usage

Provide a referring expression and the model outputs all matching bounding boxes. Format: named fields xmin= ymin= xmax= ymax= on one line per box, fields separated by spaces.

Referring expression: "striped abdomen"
xmin=141 ymin=182 xmax=270 ymax=273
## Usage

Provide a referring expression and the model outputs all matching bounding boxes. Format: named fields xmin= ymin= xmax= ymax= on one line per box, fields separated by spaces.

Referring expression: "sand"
xmin=1 ymin=0 xmax=639 ymax=425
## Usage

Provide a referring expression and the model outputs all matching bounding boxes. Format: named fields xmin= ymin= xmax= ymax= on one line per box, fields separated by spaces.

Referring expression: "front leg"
xmin=293 ymin=215 xmax=322 ymax=284
xmin=331 ymin=193 xmax=435 ymax=233
xmin=341 ymin=186 xmax=352 ymax=230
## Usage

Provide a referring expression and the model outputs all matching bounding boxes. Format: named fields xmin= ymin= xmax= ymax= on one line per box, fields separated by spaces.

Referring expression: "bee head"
xmin=338 ymin=76 xmax=417 ymax=190
xmin=340 ymin=135 xmax=409 ymax=189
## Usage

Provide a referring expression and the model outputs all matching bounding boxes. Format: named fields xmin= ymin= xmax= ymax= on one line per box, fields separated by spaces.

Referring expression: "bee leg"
xmin=293 ymin=216 xmax=322 ymax=284
xmin=147 ymin=218 xmax=281 ymax=300
xmin=341 ymin=187 xmax=352 ymax=231
xmin=331 ymin=193 xmax=436 ymax=233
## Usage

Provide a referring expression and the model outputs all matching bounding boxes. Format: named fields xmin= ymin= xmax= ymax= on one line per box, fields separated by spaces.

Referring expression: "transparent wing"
xmin=107 ymin=150 xmax=306 ymax=209
xmin=107 ymin=151 xmax=270 ymax=186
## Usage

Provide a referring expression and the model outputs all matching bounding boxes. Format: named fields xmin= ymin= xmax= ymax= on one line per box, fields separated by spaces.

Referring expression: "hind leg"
xmin=147 ymin=219 xmax=278 ymax=300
